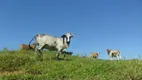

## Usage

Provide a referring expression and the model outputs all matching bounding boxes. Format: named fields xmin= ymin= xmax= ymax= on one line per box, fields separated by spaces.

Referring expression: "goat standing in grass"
xmin=21 ymin=43 xmax=36 ymax=51
xmin=106 ymin=49 xmax=121 ymax=60
xmin=90 ymin=52 xmax=100 ymax=59
xmin=29 ymin=33 xmax=74 ymax=60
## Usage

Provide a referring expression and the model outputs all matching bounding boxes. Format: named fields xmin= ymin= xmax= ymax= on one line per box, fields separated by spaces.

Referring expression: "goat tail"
xmin=118 ymin=50 xmax=120 ymax=55
xmin=29 ymin=35 xmax=37 ymax=51
xmin=118 ymin=50 xmax=121 ymax=59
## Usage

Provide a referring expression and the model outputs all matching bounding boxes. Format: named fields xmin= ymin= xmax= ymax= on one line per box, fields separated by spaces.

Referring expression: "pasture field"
xmin=0 ymin=50 xmax=142 ymax=80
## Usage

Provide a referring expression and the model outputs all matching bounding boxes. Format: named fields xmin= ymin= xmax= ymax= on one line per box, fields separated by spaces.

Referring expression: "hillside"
xmin=0 ymin=50 xmax=142 ymax=80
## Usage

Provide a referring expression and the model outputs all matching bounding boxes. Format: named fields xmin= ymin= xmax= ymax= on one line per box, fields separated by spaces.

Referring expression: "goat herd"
xmin=90 ymin=49 xmax=121 ymax=60
xmin=20 ymin=32 xmax=121 ymax=60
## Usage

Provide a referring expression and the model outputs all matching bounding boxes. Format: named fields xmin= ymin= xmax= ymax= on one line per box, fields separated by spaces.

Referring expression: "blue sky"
xmin=0 ymin=0 xmax=142 ymax=59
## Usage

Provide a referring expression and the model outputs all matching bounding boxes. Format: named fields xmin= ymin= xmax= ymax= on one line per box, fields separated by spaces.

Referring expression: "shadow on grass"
xmin=51 ymin=57 xmax=72 ymax=61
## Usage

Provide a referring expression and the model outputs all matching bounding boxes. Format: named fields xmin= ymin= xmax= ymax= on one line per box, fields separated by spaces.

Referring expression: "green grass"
xmin=0 ymin=50 xmax=142 ymax=80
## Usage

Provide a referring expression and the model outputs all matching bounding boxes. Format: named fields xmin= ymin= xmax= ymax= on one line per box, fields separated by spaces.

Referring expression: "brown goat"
xmin=90 ymin=52 xmax=100 ymax=59
xmin=20 ymin=43 xmax=37 ymax=51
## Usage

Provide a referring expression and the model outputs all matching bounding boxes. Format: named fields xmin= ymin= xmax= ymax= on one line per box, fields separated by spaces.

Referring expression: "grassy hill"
xmin=0 ymin=50 xmax=142 ymax=80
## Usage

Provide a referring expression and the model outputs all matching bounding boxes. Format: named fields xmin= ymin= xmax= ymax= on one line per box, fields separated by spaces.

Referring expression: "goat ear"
xmin=61 ymin=35 xmax=66 ymax=38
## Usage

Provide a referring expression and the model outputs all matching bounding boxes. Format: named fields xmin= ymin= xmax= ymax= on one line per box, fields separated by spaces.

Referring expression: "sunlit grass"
xmin=0 ymin=50 xmax=142 ymax=80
